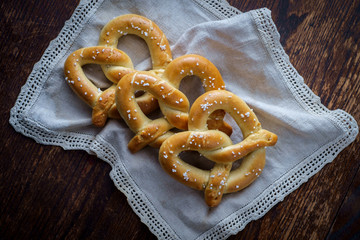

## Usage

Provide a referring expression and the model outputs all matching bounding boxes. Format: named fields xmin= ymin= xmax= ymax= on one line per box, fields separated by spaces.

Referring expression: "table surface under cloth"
xmin=1 ymin=0 xmax=360 ymax=239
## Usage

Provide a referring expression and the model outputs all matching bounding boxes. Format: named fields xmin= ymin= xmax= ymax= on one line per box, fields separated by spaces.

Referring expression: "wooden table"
xmin=1 ymin=0 xmax=359 ymax=239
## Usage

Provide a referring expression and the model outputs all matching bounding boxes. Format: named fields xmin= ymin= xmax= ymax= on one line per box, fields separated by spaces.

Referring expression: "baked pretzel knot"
xmin=64 ymin=46 xmax=133 ymax=127
xmin=99 ymin=14 xmax=173 ymax=115
xmin=116 ymin=71 xmax=190 ymax=153
xmin=159 ymin=90 xmax=278 ymax=207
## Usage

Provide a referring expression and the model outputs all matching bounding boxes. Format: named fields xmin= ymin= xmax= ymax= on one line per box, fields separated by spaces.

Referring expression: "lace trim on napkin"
xmin=9 ymin=0 xmax=358 ymax=239
xmin=192 ymin=0 xmax=242 ymax=18
xmin=10 ymin=0 xmax=104 ymax=151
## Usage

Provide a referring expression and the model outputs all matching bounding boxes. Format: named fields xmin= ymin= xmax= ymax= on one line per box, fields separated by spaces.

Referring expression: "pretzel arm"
xmin=203 ymin=129 xmax=278 ymax=163
xmin=127 ymin=118 xmax=174 ymax=153
xmin=204 ymin=163 xmax=232 ymax=207
xmin=102 ymin=65 xmax=135 ymax=83
xmin=148 ymin=132 xmax=174 ymax=148
xmin=92 ymin=85 xmax=117 ymax=127
xmin=225 ymin=148 xmax=266 ymax=193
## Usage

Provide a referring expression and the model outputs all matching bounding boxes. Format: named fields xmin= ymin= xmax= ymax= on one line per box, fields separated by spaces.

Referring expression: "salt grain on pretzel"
xmin=159 ymin=90 xmax=277 ymax=207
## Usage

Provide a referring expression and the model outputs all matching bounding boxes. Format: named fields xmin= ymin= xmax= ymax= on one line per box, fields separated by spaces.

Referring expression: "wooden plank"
xmin=0 ymin=0 xmax=359 ymax=239
xmin=228 ymin=0 xmax=360 ymax=239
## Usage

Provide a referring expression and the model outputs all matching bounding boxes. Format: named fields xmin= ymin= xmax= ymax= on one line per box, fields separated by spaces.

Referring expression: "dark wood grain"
xmin=1 ymin=0 xmax=359 ymax=239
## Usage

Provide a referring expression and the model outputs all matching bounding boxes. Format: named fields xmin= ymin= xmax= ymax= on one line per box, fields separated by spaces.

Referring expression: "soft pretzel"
xmin=64 ymin=46 xmax=133 ymax=127
xmin=159 ymin=90 xmax=278 ymax=207
xmin=98 ymin=14 xmax=231 ymax=135
xmin=98 ymin=14 xmax=173 ymax=114
xmin=115 ymin=71 xmax=190 ymax=153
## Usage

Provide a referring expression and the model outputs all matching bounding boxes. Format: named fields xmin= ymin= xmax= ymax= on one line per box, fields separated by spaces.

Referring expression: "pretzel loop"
xmin=64 ymin=46 xmax=133 ymax=127
xmin=99 ymin=14 xmax=173 ymax=115
xmin=163 ymin=54 xmax=232 ymax=136
xmin=189 ymin=90 xmax=276 ymax=162
xmin=99 ymin=14 xmax=172 ymax=71
xmin=159 ymin=90 xmax=278 ymax=207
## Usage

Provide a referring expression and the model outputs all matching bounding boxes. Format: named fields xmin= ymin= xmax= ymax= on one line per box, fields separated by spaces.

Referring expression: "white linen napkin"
xmin=10 ymin=0 xmax=358 ymax=239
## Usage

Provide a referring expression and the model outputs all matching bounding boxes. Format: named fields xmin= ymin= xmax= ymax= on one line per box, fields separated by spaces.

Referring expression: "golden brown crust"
xmin=159 ymin=90 xmax=278 ymax=207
